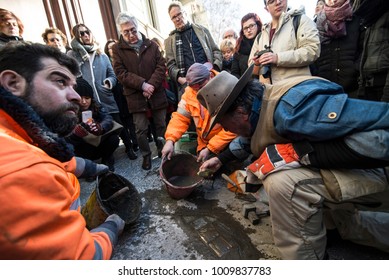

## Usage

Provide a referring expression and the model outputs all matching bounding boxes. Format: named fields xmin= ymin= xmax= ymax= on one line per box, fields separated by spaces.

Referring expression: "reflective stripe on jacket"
xmin=165 ymin=74 xmax=236 ymax=154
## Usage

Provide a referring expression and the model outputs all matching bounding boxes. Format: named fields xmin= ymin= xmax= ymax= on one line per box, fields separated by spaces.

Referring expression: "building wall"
xmin=1 ymin=0 xmax=175 ymax=48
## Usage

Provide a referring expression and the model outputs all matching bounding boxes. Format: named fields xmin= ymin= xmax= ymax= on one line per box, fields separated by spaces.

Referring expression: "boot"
xmin=125 ymin=146 xmax=137 ymax=160
xmin=142 ymin=154 xmax=152 ymax=170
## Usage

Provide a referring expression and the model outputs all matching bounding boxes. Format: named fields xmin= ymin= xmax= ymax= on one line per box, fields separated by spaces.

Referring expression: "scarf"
xmin=238 ymin=36 xmax=255 ymax=55
xmin=128 ymin=39 xmax=143 ymax=53
xmin=0 ymin=33 xmax=23 ymax=44
xmin=316 ymin=0 xmax=353 ymax=44
xmin=0 ymin=87 xmax=74 ymax=162
xmin=174 ymin=23 xmax=193 ymax=77
xmin=71 ymin=38 xmax=99 ymax=62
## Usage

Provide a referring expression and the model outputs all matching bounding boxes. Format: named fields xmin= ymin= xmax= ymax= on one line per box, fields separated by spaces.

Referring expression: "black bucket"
xmin=81 ymin=172 xmax=142 ymax=229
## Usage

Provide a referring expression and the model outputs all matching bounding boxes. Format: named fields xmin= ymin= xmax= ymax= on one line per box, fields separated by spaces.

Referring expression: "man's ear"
xmin=0 ymin=70 xmax=27 ymax=96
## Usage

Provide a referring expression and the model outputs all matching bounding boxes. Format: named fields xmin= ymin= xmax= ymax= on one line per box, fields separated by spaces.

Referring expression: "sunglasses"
xmin=80 ymin=30 xmax=90 ymax=36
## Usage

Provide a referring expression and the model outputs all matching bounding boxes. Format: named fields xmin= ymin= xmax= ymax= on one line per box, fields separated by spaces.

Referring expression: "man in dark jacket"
xmin=112 ymin=12 xmax=168 ymax=170
xmin=164 ymin=1 xmax=222 ymax=98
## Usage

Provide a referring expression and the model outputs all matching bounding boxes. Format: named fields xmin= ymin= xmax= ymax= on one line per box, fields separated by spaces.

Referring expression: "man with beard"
xmin=164 ymin=1 xmax=222 ymax=99
xmin=0 ymin=42 xmax=124 ymax=259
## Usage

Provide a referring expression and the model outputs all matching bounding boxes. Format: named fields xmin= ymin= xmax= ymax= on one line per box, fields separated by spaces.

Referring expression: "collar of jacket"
xmin=118 ymin=33 xmax=150 ymax=51
xmin=169 ymin=22 xmax=193 ymax=36
xmin=263 ymin=7 xmax=304 ymax=32
xmin=0 ymin=32 xmax=23 ymax=43
xmin=0 ymin=87 xmax=74 ymax=162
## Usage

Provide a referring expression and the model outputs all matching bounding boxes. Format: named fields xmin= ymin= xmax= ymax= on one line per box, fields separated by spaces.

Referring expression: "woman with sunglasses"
xmin=68 ymin=24 xmax=138 ymax=167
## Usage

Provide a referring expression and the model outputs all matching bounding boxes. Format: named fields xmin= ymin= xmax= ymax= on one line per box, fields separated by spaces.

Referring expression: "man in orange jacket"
xmin=0 ymin=42 xmax=124 ymax=259
xmin=162 ymin=62 xmax=237 ymax=161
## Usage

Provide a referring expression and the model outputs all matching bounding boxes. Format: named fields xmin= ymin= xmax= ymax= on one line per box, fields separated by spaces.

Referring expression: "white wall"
xmin=1 ymin=0 xmax=50 ymax=44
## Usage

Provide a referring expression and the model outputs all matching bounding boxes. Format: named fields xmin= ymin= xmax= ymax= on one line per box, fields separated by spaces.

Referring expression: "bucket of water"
xmin=81 ymin=172 xmax=142 ymax=229
xmin=160 ymin=152 xmax=204 ymax=199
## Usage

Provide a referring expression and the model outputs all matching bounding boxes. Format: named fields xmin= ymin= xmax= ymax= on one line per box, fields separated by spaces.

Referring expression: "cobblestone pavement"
xmin=79 ymin=143 xmax=389 ymax=260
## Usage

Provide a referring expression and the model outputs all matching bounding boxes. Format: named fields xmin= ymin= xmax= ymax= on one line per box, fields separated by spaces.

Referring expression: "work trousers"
xmin=263 ymin=167 xmax=389 ymax=260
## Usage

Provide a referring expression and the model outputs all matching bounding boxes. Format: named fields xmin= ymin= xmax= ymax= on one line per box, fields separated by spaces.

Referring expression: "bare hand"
xmin=257 ymin=52 xmax=277 ymax=66
xmin=197 ymin=148 xmax=211 ymax=162
xmin=199 ymin=157 xmax=222 ymax=173
xmin=161 ymin=140 xmax=174 ymax=160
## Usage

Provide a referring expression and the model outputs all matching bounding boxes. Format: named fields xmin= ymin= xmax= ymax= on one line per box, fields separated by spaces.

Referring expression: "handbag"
xmin=83 ymin=121 xmax=123 ymax=147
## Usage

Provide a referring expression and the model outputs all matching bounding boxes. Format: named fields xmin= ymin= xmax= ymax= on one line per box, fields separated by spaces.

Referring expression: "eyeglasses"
xmin=79 ymin=30 xmax=90 ymax=36
xmin=171 ymin=12 xmax=183 ymax=21
xmin=122 ymin=28 xmax=137 ymax=36
xmin=266 ymin=0 xmax=283 ymax=6
xmin=243 ymin=23 xmax=257 ymax=32
xmin=48 ymin=38 xmax=61 ymax=42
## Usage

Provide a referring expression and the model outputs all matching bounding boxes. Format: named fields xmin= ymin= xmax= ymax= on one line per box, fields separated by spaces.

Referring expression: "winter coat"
xmin=231 ymin=36 xmax=255 ymax=78
xmin=249 ymin=7 xmax=320 ymax=84
xmin=313 ymin=15 xmax=362 ymax=96
xmin=67 ymin=49 xmax=119 ymax=114
xmin=250 ymin=76 xmax=389 ymax=158
xmin=0 ymin=88 xmax=118 ymax=259
xmin=358 ymin=9 xmax=389 ymax=101
xmin=165 ymin=78 xmax=237 ymax=154
xmin=112 ymin=34 xmax=168 ymax=114
xmin=250 ymin=76 xmax=389 ymax=201
xmin=165 ymin=23 xmax=223 ymax=82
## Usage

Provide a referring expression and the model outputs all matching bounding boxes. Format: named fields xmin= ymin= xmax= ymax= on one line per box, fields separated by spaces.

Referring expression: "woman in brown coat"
xmin=112 ymin=12 xmax=168 ymax=170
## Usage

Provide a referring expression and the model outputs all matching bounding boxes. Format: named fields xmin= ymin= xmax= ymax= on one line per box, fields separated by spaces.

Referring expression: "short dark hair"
xmin=226 ymin=80 xmax=264 ymax=115
xmin=0 ymin=41 xmax=79 ymax=83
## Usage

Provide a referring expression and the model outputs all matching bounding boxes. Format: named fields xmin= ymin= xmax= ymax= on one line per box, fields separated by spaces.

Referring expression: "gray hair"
xmin=168 ymin=1 xmax=183 ymax=13
xmin=116 ymin=12 xmax=138 ymax=28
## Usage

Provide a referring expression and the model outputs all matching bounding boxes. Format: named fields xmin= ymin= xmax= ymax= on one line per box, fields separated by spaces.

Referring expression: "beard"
xmin=24 ymin=83 xmax=80 ymax=137
xmin=39 ymin=104 xmax=79 ymax=137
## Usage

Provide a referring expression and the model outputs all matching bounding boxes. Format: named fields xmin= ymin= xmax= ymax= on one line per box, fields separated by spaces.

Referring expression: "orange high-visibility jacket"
xmin=165 ymin=77 xmax=237 ymax=154
xmin=0 ymin=110 xmax=114 ymax=259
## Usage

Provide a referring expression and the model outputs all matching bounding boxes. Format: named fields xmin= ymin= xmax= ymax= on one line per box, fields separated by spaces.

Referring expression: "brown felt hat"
xmin=197 ymin=64 xmax=254 ymax=136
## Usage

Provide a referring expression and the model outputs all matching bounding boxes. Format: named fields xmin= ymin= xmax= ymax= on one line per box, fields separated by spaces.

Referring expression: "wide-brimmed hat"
xmin=197 ymin=64 xmax=254 ymax=136
xmin=186 ymin=62 xmax=213 ymax=86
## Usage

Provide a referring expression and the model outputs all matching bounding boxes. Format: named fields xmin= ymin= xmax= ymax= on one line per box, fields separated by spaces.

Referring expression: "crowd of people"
xmin=0 ymin=0 xmax=389 ymax=260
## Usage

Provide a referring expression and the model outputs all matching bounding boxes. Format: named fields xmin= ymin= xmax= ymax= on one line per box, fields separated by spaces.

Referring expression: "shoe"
xmin=142 ymin=154 xmax=152 ymax=170
xmin=148 ymin=134 xmax=154 ymax=143
xmin=126 ymin=147 xmax=137 ymax=160
xmin=102 ymin=155 xmax=115 ymax=172
xmin=132 ymin=144 xmax=139 ymax=152
xmin=156 ymin=137 xmax=165 ymax=158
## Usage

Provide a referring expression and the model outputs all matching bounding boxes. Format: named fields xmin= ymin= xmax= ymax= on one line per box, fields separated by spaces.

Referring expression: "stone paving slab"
xmin=79 ymin=144 xmax=389 ymax=260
